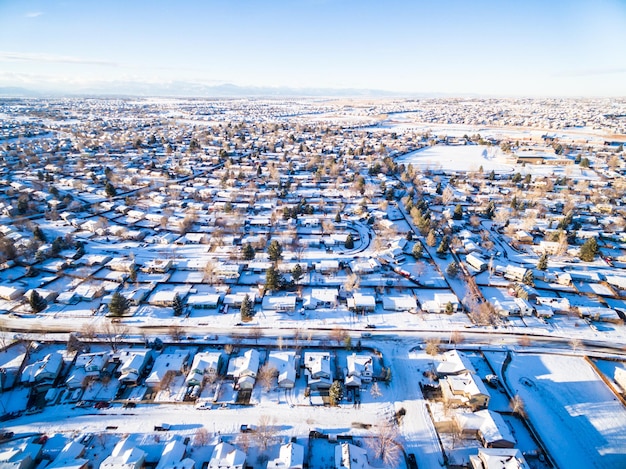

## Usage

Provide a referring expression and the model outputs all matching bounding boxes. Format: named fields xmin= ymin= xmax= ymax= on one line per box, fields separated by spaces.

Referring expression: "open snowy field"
xmin=504 ymin=353 xmax=626 ymax=469
xmin=397 ymin=145 xmax=515 ymax=173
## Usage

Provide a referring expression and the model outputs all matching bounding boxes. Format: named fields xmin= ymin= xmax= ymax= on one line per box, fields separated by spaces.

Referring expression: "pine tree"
xmin=291 ymin=263 xmax=303 ymax=285
xmin=334 ymin=212 xmax=341 ymax=223
xmin=173 ymin=293 xmax=184 ymax=316
xmin=412 ymin=242 xmax=423 ymax=259
xmin=109 ymin=292 xmax=130 ymax=317
xmin=242 ymin=243 xmax=255 ymax=261
xmin=33 ymin=226 xmax=46 ymax=243
xmin=436 ymin=235 xmax=450 ymax=256
xmin=240 ymin=294 xmax=253 ymax=321
xmin=105 ymin=181 xmax=117 ymax=197
xmin=29 ymin=290 xmax=47 ymax=313
xmin=267 ymin=240 xmax=282 ymax=262
xmin=329 ymin=380 xmax=343 ymax=406
xmin=537 ymin=253 xmax=548 ymax=271
xmin=579 ymin=237 xmax=598 ymax=262
xmin=265 ymin=265 xmax=281 ymax=291
xmin=453 ymin=204 xmax=463 ymax=220
xmin=344 ymin=233 xmax=354 ymax=249
xmin=426 ymin=230 xmax=437 ymax=247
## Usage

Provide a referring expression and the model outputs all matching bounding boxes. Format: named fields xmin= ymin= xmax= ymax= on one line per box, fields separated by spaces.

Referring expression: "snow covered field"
xmin=505 ymin=353 xmax=626 ymax=469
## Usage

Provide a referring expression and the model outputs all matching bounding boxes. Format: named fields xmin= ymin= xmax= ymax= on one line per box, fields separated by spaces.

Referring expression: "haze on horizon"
xmin=0 ymin=0 xmax=625 ymax=97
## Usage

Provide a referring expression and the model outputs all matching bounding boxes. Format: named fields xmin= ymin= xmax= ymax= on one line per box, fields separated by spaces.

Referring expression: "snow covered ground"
xmin=504 ymin=352 xmax=626 ymax=469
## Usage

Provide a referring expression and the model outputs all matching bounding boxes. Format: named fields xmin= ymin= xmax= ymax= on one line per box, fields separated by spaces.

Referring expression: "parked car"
xmin=0 ymin=431 xmax=14 ymax=441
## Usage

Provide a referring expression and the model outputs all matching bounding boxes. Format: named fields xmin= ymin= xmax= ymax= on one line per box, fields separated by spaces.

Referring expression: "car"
xmin=407 ymin=453 xmax=418 ymax=469
xmin=94 ymin=401 xmax=111 ymax=409
xmin=365 ymin=324 xmax=376 ymax=329
xmin=0 ymin=431 xmax=14 ymax=441
xmin=123 ymin=402 xmax=136 ymax=409
xmin=195 ymin=401 xmax=212 ymax=410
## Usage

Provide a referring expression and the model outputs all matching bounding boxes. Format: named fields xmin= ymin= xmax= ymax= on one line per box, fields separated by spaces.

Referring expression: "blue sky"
xmin=0 ymin=0 xmax=625 ymax=96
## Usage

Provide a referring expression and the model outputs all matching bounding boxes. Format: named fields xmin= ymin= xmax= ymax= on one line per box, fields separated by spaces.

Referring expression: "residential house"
xmin=155 ymin=438 xmax=195 ymax=469
xmin=100 ymin=437 xmax=146 ymax=469
xmin=228 ymin=349 xmax=260 ymax=390
xmin=66 ymin=351 xmax=109 ymax=389
xmin=441 ymin=372 xmax=491 ymax=409
xmin=347 ymin=293 xmax=376 ymax=313
xmin=436 ymin=350 xmax=476 ymax=377
xmin=304 ymin=288 xmax=338 ymax=309
xmin=457 ymin=410 xmax=516 ymax=448
xmin=335 ymin=443 xmax=372 ymax=469
xmin=268 ymin=350 xmax=297 ymax=389
xmin=0 ymin=437 xmax=43 ymax=469
xmin=47 ymin=441 xmax=88 ymax=469
xmin=267 ymin=442 xmax=304 ymax=469
xmin=303 ymin=351 xmax=332 ymax=390
xmin=116 ymin=348 xmax=152 ymax=385
xmin=21 ymin=352 xmax=64 ymax=386
xmin=469 ymin=448 xmax=530 ymax=469
xmin=262 ymin=294 xmax=297 ymax=312
xmin=345 ymin=353 xmax=373 ymax=388
xmin=207 ymin=442 xmax=246 ymax=469
xmin=185 ymin=351 xmax=223 ymax=387
xmin=382 ymin=295 xmax=417 ymax=312
xmin=145 ymin=350 xmax=189 ymax=388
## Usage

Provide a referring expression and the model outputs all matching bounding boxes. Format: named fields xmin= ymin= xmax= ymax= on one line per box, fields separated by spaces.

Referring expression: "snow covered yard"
xmin=505 ymin=353 xmax=626 ymax=469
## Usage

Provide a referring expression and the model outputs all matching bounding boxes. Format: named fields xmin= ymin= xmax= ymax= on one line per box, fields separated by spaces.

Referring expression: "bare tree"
xmin=194 ymin=427 xmax=210 ymax=447
xmin=343 ymin=273 xmax=360 ymax=293
xmin=367 ymin=420 xmax=401 ymax=467
xmin=330 ymin=327 xmax=348 ymax=346
xmin=169 ymin=325 xmax=184 ymax=342
xmin=449 ymin=331 xmax=464 ymax=348
xmin=425 ymin=337 xmax=441 ymax=357
xmin=254 ymin=415 xmax=278 ymax=452
xmin=510 ymin=394 xmax=527 ymax=418
xmin=101 ymin=321 xmax=128 ymax=352
xmin=370 ymin=382 xmax=383 ymax=399
xmin=257 ymin=364 xmax=278 ymax=392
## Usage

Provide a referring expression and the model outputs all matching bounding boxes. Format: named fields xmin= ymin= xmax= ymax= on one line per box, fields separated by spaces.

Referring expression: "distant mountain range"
xmin=0 ymin=82 xmax=447 ymax=99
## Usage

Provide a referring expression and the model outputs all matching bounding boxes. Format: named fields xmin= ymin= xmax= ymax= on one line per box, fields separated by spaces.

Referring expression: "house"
xmin=303 ymin=351 xmax=332 ymax=390
xmin=155 ymin=437 xmax=195 ymax=469
xmin=47 ymin=441 xmax=88 ymax=469
xmin=316 ymin=260 xmax=340 ymax=274
xmin=0 ymin=285 xmax=25 ymax=301
xmin=267 ymin=442 xmax=305 ymax=469
xmin=304 ymin=288 xmax=338 ymax=309
xmin=107 ymin=258 xmax=136 ymax=273
xmin=345 ymin=353 xmax=373 ymax=388
xmin=0 ymin=349 xmax=28 ymax=390
xmin=457 ymin=409 xmax=516 ymax=448
xmin=145 ymin=350 xmax=189 ymax=388
xmin=0 ymin=437 xmax=43 ymax=469
xmin=382 ymin=295 xmax=417 ymax=312
xmin=117 ymin=348 xmax=152 ymax=385
xmin=347 ymin=293 xmax=376 ymax=312
xmin=469 ymin=448 xmax=530 ymax=469
xmin=493 ymin=299 xmax=521 ymax=317
xmin=262 ymin=294 xmax=297 ymax=312
xmin=149 ymin=290 xmax=179 ymax=307
xmin=436 ymin=350 xmax=476 ymax=376
xmin=441 ymin=372 xmax=491 ymax=409
xmin=513 ymin=298 xmax=534 ymax=316
xmin=187 ymin=293 xmax=221 ymax=309
xmin=504 ymin=265 xmax=528 ymax=282
xmin=466 ymin=253 xmax=488 ymax=272
xmin=207 ymin=442 xmax=246 ymax=469
xmin=66 ymin=351 xmax=109 ymax=389
xmin=100 ymin=437 xmax=146 ymax=469
xmin=186 ymin=351 xmax=223 ymax=386
xmin=423 ymin=293 xmax=460 ymax=313
xmin=268 ymin=350 xmax=297 ymax=389
xmin=143 ymin=259 xmax=173 ymax=273
xmin=21 ymin=352 xmax=64 ymax=386
xmin=335 ymin=443 xmax=372 ymax=469
xmin=228 ymin=349 xmax=260 ymax=389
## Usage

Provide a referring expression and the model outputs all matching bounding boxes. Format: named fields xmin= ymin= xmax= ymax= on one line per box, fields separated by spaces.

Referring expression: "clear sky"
xmin=1 ymin=0 xmax=625 ymax=96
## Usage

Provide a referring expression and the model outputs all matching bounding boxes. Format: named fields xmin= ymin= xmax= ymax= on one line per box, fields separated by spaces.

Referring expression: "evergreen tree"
xmin=242 ymin=243 xmax=255 ymax=261
xmin=172 ymin=293 xmax=184 ymax=316
xmin=291 ymin=263 xmax=303 ymax=285
xmin=29 ymin=290 xmax=47 ymax=313
xmin=412 ymin=242 xmax=423 ymax=259
xmin=33 ymin=226 xmax=46 ymax=243
xmin=109 ymin=292 xmax=130 ymax=317
xmin=485 ymin=201 xmax=495 ymax=219
xmin=265 ymin=264 xmax=282 ymax=291
xmin=453 ymin=204 xmax=463 ymax=220
xmin=267 ymin=240 xmax=283 ymax=262
xmin=426 ymin=230 xmax=437 ymax=247
xmin=334 ymin=212 xmax=341 ymax=223
xmin=240 ymin=294 xmax=253 ymax=321
xmin=446 ymin=261 xmax=459 ymax=277
xmin=344 ymin=233 xmax=354 ymax=249
xmin=537 ymin=253 xmax=548 ymax=271
xmin=105 ymin=181 xmax=117 ymax=197
xmin=329 ymin=380 xmax=343 ymax=406
xmin=436 ymin=235 xmax=450 ymax=256
xmin=579 ymin=237 xmax=599 ymax=262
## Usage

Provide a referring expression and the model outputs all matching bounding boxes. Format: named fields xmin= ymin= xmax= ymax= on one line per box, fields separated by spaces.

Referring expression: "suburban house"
xmin=145 ymin=350 xmax=189 ymax=388
xmin=423 ymin=293 xmax=460 ymax=313
xmin=0 ymin=348 xmax=28 ymax=390
xmin=207 ymin=442 xmax=246 ymax=469
xmin=469 ymin=448 xmax=530 ymax=469
xmin=266 ymin=442 xmax=304 ymax=469
xmin=21 ymin=352 xmax=64 ymax=386
xmin=335 ymin=443 xmax=372 ymax=469
xmin=441 ymin=372 xmax=491 ymax=409
xmin=116 ymin=348 xmax=152 ymax=385
xmin=302 ymin=351 xmax=332 ymax=391
xmin=47 ymin=441 xmax=88 ymax=469
xmin=228 ymin=349 xmax=260 ymax=390
xmin=100 ymin=437 xmax=146 ymax=469
xmin=155 ymin=438 xmax=195 ymax=469
xmin=457 ymin=409 xmax=516 ymax=448
xmin=268 ymin=350 xmax=297 ymax=389
xmin=436 ymin=350 xmax=476 ymax=377
xmin=382 ymin=295 xmax=417 ymax=312
xmin=186 ymin=351 xmax=223 ymax=386
xmin=304 ymin=288 xmax=338 ymax=309
xmin=65 ymin=351 xmax=109 ymax=389
xmin=0 ymin=437 xmax=43 ymax=469
xmin=347 ymin=293 xmax=376 ymax=313
xmin=345 ymin=353 xmax=373 ymax=388
xmin=262 ymin=294 xmax=297 ymax=312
